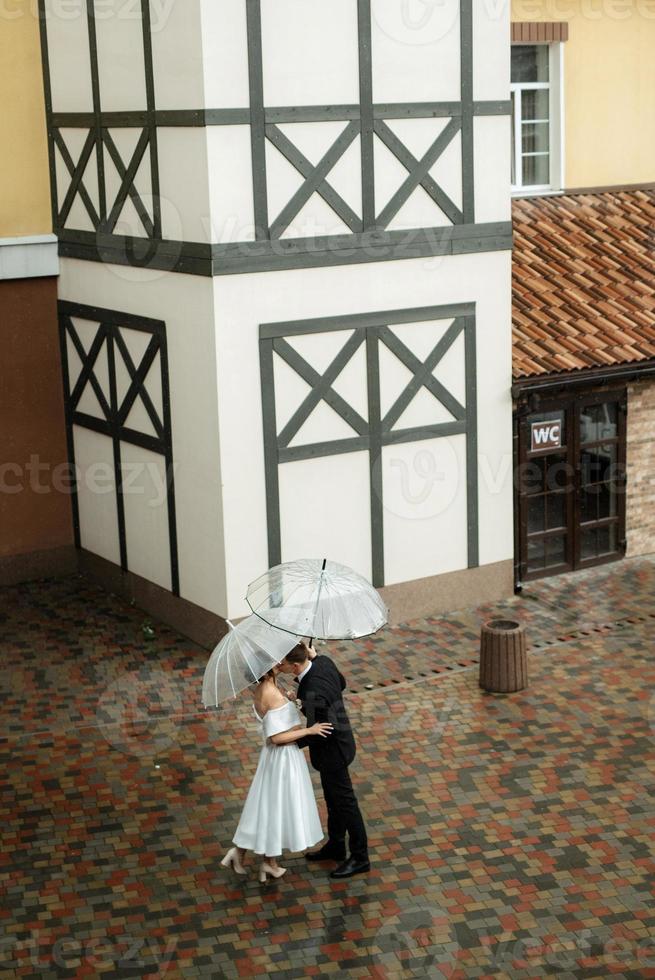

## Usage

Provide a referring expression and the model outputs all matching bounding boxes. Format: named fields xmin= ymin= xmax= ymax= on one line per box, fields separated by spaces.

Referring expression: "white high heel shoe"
xmin=220 ymin=847 xmax=247 ymax=875
xmin=259 ymin=861 xmax=287 ymax=882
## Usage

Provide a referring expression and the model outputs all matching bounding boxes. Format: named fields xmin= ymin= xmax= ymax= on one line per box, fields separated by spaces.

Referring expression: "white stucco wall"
xmin=43 ymin=0 xmax=93 ymax=113
xmin=94 ymin=2 xmax=147 ymax=112
xmin=261 ymin=0 xmax=360 ymax=106
xmin=199 ymin=0 xmax=250 ymax=109
xmin=157 ymin=127 xmax=212 ymax=244
xmin=150 ymin=0 xmax=205 ymax=110
xmin=206 ymin=126 xmax=256 ymax=243
xmin=473 ymin=0 xmax=510 ymax=102
xmin=213 ymin=248 xmax=513 ymax=618
xmin=371 ymin=0 xmax=461 ymax=103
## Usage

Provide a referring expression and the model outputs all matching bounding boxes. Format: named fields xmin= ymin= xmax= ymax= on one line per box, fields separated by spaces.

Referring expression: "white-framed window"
xmin=511 ymin=44 xmax=564 ymax=194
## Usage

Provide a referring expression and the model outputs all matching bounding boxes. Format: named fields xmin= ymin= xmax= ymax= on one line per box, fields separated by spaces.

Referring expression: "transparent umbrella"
xmin=246 ymin=558 xmax=388 ymax=640
xmin=201 ymin=614 xmax=300 ymax=706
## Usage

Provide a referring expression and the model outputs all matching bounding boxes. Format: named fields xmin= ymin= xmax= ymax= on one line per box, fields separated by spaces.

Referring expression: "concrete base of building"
xmin=379 ymin=559 xmax=514 ymax=625
xmin=0 ymin=544 xmax=513 ymax=647
xmin=0 ymin=545 xmax=78 ymax=587
xmin=77 ymin=549 xmax=228 ymax=649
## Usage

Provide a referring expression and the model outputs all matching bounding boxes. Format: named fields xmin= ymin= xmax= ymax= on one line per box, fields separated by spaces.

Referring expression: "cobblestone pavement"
xmin=1 ymin=559 xmax=654 ymax=978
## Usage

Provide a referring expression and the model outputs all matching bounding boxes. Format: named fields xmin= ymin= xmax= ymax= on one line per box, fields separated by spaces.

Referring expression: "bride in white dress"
xmin=221 ymin=661 xmax=332 ymax=882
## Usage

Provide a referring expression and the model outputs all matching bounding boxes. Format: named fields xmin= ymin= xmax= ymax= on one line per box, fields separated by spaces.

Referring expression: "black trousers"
xmin=320 ymin=766 xmax=368 ymax=862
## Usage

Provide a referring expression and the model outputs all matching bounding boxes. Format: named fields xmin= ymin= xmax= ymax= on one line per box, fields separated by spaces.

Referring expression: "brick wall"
xmin=0 ymin=278 xmax=73 ymax=571
xmin=626 ymin=379 xmax=655 ymax=557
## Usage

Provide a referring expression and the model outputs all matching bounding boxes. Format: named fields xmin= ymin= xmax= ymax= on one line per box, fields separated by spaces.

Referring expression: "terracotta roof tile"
xmin=512 ymin=188 xmax=655 ymax=378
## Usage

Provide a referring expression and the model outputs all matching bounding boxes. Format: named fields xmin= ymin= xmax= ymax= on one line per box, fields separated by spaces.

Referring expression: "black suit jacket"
xmin=296 ymin=655 xmax=356 ymax=773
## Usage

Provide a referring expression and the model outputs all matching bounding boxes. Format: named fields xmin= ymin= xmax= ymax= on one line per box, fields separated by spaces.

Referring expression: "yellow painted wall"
xmin=512 ymin=1 xmax=655 ymax=188
xmin=0 ymin=4 xmax=51 ymax=237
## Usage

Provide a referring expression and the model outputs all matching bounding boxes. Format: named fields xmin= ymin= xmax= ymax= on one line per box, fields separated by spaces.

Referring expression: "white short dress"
xmin=232 ymin=700 xmax=324 ymax=857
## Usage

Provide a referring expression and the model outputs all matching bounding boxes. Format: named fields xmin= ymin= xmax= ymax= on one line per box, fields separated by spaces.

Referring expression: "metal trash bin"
xmin=479 ymin=619 xmax=528 ymax=693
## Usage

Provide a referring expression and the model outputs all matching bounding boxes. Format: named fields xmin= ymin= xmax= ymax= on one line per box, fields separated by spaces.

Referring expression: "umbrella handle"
xmin=309 ymin=558 xmax=327 ymax=645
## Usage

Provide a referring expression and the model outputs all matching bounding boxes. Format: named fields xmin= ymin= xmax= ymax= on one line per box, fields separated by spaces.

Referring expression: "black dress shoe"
xmin=306 ymin=844 xmax=346 ymax=862
xmin=329 ymin=857 xmax=371 ymax=879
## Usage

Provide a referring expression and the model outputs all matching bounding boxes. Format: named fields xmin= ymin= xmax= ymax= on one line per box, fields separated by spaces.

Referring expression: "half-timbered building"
xmin=37 ymin=1 xmax=513 ymax=636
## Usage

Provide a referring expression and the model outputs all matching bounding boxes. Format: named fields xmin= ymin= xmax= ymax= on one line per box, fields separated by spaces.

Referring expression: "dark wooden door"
xmin=518 ymin=402 xmax=574 ymax=579
xmin=517 ymin=389 xmax=626 ymax=582
xmin=574 ymin=391 xmax=627 ymax=569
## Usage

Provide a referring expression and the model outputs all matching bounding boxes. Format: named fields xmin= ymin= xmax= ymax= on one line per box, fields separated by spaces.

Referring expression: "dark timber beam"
xmin=259 ymin=305 xmax=480 ymax=588
xmin=56 ymin=222 xmax=512 ymax=276
xmin=58 ymin=303 xmax=180 ymax=595
xmin=460 ymin=0 xmax=475 ymax=224
xmin=357 ymin=0 xmax=375 ymax=230
xmin=50 ymin=101 xmax=511 ymax=129
xmin=85 ymin=0 xmax=106 ymax=224
xmin=245 ymin=0 xmax=269 ymax=240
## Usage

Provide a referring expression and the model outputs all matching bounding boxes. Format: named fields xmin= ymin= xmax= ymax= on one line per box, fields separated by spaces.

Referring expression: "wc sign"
xmin=531 ymin=419 xmax=562 ymax=452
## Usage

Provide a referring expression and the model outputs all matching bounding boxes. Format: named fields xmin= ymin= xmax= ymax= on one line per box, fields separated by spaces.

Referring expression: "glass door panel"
xmin=521 ymin=408 xmax=571 ymax=576
xmin=581 ymin=524 xmax=618 ymax=561
xmin=517 ymin=391 xmax=626 ymax=583
xmin=547 ymin=492 xmax=566 ymax=530
xmin=579 ymin=402 xmax=618 ymax=443
xmin=576 ymin=398 xmax=622 ymax=565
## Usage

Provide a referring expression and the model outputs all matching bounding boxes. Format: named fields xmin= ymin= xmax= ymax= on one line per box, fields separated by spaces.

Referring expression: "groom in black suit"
xmin=284 ymin=643 xmax=369 ymax=878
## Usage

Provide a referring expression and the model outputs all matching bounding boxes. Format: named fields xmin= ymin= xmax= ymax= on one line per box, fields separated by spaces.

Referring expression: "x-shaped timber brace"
xmin=260 ymin=304 xmax=478 ymax=588
xmin=53 ymin=125 xmax=155 ymax=237
xmin=246 ymin=0 xmax=473 ymax=240
xmin=58 ymin=301 xmax=179 ymax=595
xmin=37 ymin=0 xmax=514 ymax=273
